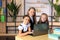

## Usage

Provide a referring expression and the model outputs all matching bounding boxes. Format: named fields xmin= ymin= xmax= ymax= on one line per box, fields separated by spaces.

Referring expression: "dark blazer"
xmin=30 ymin=17 xmax=35 ymax=30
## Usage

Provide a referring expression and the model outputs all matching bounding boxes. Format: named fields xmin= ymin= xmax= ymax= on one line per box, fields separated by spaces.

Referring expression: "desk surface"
xmin=15 ymin=34 xmax=53 ymax=40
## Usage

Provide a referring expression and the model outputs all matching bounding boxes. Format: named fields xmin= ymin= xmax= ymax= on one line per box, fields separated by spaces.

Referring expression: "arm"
xmin=18 ymin=30 xmax=32 ymax=37
xmin=18 ymin=24 xmax=32 ymax=36
xmin=18 ymin=27 xmax=32 ymax=37
xmin=28 ymin=26 xmax=31 ymax=32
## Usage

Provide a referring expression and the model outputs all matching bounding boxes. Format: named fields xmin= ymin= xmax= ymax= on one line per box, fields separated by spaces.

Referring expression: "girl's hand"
xmin=27 ymin=32 xmax=33 ymax=34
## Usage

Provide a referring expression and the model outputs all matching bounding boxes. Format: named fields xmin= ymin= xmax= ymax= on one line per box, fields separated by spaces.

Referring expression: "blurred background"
xmin=0 ymin=0 xmax=60 ymax=40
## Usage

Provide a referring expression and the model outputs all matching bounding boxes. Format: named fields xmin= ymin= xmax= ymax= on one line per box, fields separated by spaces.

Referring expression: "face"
xmin=23 ymin=17 xmax=30 ymax=24
xmin=28 ymin=9 xmax=35 ymax=17
xmin=41 ymin=15 xmax=47 ymax=22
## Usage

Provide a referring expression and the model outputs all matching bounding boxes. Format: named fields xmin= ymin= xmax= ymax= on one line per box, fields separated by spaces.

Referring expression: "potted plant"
xmin=48 ymin=0 xmax=60 ymax=22
xmin=7 ymin=0 xmax=21 ymax=22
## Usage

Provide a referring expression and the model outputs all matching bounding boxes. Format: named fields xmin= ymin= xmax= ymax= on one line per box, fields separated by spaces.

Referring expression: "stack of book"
xmin=53 ymin=28 xmax=60 ymax=35
xmin=48 ymin=27 xmax=60 ymax=40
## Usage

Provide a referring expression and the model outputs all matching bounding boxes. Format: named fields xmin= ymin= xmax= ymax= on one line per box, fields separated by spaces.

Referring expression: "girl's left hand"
xmin=28 ymin=32 xmax=33 ymax=34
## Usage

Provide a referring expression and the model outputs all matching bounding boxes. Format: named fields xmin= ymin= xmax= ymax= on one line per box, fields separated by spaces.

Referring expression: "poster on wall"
xmin=24 ymin=0 xmax=52 ymax=21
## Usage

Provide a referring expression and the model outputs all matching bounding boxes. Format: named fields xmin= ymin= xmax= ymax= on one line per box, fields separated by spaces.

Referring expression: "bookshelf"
xmin=0 ymin=0 xmax=6 ymax=34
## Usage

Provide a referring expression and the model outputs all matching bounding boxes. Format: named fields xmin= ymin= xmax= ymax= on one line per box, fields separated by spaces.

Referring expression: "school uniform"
xmin=30 ymin=16 xmax=35 ymax=30
xmin=18 ymin=23 xmax=30 ymax=33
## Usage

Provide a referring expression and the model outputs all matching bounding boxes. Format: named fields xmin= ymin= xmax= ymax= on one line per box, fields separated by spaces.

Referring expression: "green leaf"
xmin=9 ymin=12 xmax=13 ymax=17
xmin=54 ymin=4 xmax=60 ymax=13
xmin=48 ymin=0 xmax=60 ymax=16
xmin=7 ymin=0 xmax=21 ymax=22
xmin=48 ymin=0 xmax=54 ymax=6
xmin=56 ymin=0 xmax=59 ymax=3
xmin=17 ymin=4 xmax=21 ymax=9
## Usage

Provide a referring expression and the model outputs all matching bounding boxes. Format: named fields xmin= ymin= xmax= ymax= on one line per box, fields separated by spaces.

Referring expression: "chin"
xmin=42 ymin=21 xmax=45 ymax=22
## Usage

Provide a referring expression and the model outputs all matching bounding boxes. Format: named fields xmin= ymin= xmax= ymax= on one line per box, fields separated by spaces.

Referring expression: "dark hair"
xmin=38 ymin=13 xmax=49 ymax=24
xmin=27 ymin=7 xmax=36 ymax=24
xmin=23 ymin=15 xmax=30 ymax=19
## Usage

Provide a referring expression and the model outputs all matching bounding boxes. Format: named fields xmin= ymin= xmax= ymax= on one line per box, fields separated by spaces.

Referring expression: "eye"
xmin=26 ymin=19 xmax=28 ymax=20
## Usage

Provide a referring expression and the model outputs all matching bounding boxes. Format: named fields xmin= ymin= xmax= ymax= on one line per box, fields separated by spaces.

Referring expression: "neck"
xmin=23 ymin=22 xmax=27 ymax=25
xmin=29 ymin=15 xmax=33 ymax=17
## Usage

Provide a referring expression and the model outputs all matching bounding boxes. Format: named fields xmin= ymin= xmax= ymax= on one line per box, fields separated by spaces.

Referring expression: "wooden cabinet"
xmin=0 ymin=22 xmax=6 ymax=34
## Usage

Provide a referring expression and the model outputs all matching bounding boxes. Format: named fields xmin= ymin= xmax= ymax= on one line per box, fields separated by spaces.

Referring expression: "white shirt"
xmin=30 ymin=16 xmax=33 ymax=22
xmin=18 ymin=23 xmax=30 ymax=32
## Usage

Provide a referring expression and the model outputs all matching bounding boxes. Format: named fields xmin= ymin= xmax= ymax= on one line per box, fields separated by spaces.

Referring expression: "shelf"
xmin=6 ymin=22 xmax=60 ymax=27
xmin=7 ymin=22 xmax=20 ymax=27
xmin=0 ymin=34 xmax=16 ymax=36
xmin=49 ymin=22 xmax=60 ymax=26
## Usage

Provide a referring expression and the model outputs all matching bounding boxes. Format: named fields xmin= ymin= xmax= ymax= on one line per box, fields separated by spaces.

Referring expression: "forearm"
xmin=28 ymin=26 xmax=31 ymax=32
xmin=19 ymin=32 xmax=29 ymax=36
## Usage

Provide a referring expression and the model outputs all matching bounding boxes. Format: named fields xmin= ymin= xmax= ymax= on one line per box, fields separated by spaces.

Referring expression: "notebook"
xmin=48 ymin=34 xmax=60 ymax=40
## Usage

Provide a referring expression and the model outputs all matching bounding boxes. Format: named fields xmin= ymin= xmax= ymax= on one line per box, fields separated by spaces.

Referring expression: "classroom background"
xmin=0 ymin=0 xmax=60 ymax=40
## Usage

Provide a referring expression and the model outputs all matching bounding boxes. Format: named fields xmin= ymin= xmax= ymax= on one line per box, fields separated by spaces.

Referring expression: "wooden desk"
xmin=15 ymin=34 xmax=53 ymax=40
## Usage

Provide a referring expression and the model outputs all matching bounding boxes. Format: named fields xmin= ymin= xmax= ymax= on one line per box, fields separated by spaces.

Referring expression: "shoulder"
xmin=19 ymin=23 xmax=23 ymax=27
xmin=18 ymin=23 xmax=23 ymax=30
xmin=27 ymin=23 xmax=30 ymax=27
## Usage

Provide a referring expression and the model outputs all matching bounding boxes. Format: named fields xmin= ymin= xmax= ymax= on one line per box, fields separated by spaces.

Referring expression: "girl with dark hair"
xmin=27 ymin=7 xmax=36 ymax=30
xmin=18 ymin=15 xmax=32 ymax=36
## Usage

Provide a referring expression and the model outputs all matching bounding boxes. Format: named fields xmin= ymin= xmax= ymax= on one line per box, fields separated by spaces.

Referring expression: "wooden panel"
xmin=7 ymin=22 xmax=20 ymax=26
xmin=7 ymin=22 xmax=60 ymax=27
xmin=0 ymin=22 xmax=6 ymax=34
xmin=49 ymin=22 xmax=60 ymax=26
xmin=2 ymin=0 xmax=6 ymax=8
xmin=0 ymin=34 xmax=16 ymax=36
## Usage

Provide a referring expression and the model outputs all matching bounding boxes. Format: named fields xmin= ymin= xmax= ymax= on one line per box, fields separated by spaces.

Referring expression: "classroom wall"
xmin=0 ymin=0 xmax=60 ymax=34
